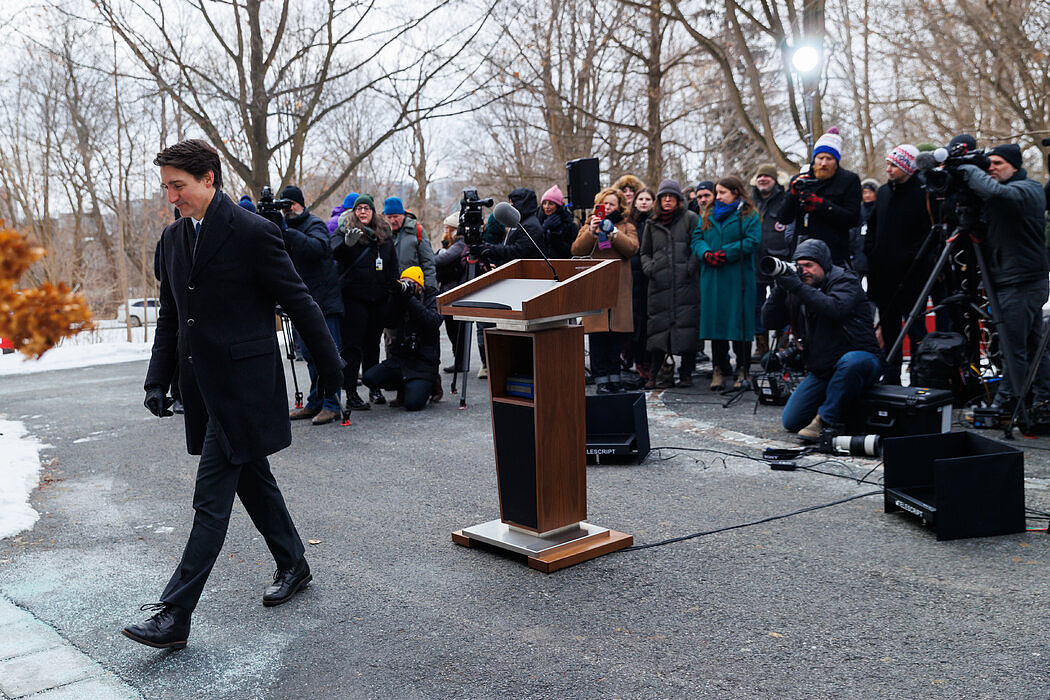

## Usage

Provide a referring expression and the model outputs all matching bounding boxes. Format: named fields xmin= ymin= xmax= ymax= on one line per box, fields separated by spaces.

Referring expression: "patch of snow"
xmin=0 ymin=419 xmax=46 ymax=539
xmin=0 ymin=326 xmax=154 ymax=376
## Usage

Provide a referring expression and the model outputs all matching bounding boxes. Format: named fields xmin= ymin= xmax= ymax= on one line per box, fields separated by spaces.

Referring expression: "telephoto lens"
xmin=831 ymin=434 xmax=882 ymax=457
xmin=760 ymin=256 xmax=794 ymax=277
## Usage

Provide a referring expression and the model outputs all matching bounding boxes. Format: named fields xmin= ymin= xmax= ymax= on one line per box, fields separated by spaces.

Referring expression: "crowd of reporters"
xmin=237 ymin=127 xmax=1049 ymax=440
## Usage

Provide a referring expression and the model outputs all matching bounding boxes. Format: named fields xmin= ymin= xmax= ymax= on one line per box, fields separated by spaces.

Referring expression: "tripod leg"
xmin=885 ymin=233 xmax=957 ymax=367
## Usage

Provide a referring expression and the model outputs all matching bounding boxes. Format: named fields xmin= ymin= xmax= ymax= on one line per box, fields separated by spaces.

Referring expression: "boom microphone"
xmin=493 ymin=201 xmax=560 ymax=282
xmin=914 ymin=149 xmax=947 ymax=171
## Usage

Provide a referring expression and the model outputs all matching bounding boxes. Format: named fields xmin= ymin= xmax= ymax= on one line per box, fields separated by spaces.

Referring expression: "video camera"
xmin=921 ymin=143 xmax=991 ymax=198
xmin=257 ymin=186 xmax=294 ymax=227
xmin=458 ymin=189 xmax=494 ymax=249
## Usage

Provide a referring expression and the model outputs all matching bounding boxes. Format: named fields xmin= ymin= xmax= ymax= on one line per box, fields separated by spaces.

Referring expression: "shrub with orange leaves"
xmin=0 ymin=227 xmax=94 ymax=358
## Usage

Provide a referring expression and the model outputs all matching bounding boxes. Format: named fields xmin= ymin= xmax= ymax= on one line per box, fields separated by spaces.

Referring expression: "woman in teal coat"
xmin=690 ymin=175 xmax=761 ymax=391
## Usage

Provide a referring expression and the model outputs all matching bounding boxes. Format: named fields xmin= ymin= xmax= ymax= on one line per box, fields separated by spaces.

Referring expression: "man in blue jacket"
xmin=960 ymin=143 xmax=1050 ymax=413
xmin=281 ymin=184 xmax=344 ymax=425
xmin=124 ymin=140 xmax=343 ymax=649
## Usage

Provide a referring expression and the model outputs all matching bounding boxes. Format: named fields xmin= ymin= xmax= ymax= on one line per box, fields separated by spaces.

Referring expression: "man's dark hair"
xmin=154 ymin=139 xmax=223 ymax=189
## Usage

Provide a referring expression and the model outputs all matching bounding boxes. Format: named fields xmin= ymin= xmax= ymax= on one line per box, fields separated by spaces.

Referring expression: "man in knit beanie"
xmin=958 ymin=143 xmax=1050 ymax=414
xmin=777 ymin=127 xmax=862 ymax=265
xmin=864 ymin=144 xmax=932 ymax=385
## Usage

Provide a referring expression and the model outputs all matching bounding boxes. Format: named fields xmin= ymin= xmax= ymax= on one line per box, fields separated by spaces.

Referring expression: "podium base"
xmin=452 ymin=519 xmax=633 ymax=573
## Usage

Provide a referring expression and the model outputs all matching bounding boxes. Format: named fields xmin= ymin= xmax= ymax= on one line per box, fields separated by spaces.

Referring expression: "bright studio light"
xmin=791 ymin=45 xmax=820 ymax=74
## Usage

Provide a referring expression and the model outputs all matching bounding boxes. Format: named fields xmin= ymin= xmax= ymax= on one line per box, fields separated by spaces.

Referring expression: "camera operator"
xmin=752 ymin=164 xmax=792 ymax=361
xmin=777 ymin=127 xmax=862 ymax=266
xmin=362 ymin=266 xmax=442 ymax=411
xmin=435 ymin=212 xmax=467 ymax=374
xmin=762 ymin=239 xmax=883 ymax=441
xmin=331 ymin=194 xmax=398 ymax=410
xmin=279 ymin=185 xmax=344 ymax=425
xmin=957 ymin=143 xmax=1050 ymax=413
xmin=481 ymin=188 xmax=547 ymax=265
xmin=864 ymin=145 xmax=932 ymax=385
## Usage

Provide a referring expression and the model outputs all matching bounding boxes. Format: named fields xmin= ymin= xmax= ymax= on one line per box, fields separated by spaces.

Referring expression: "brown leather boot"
xmin=709 ymin=366 xmax=724 ymax=391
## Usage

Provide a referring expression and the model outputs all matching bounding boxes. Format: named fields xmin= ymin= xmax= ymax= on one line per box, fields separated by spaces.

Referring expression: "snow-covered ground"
xmin=0 ymin=419 xmax=46 ymax=539
xmin=0 ymin=321 xmax=154 ymax=376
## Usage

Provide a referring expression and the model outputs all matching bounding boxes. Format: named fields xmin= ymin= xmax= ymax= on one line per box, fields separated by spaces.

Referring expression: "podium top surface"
xmin=450 ymin=279 xmax=559 ymax=311
xmin=437 ymin=259 xmax=619 ymax=324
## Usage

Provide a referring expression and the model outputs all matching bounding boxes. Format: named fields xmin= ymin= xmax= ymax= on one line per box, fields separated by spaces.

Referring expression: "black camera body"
xmin=256 ymin=186 xmax=295 ymax=228
xmin=459 ymin=189 xmax=494 ymax=249
xmin=924 ymin=145 xmax=990 ymax=198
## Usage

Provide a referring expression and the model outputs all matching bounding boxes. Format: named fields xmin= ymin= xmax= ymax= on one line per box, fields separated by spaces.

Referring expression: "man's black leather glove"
xmin=775 ymin=268 xmax=804 ymax=292
xmin=144 ymin=387 xmax=174 ymax=417
xmin=318 ymin=366 xmax=344 ymax=399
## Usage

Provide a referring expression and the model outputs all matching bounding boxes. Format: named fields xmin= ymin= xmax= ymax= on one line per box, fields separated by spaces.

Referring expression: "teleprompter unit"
xmin=882 ymin=431 xmax=1025 ymax=540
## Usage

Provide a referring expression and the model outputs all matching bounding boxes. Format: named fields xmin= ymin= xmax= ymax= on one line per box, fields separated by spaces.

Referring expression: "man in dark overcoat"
xmin=122 ymin=139 xmax=343 ymax=650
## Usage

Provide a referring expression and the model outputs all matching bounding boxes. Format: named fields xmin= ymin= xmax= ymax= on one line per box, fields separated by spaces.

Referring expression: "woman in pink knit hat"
xmin=539 ymin=185 xmax=575 ymax=258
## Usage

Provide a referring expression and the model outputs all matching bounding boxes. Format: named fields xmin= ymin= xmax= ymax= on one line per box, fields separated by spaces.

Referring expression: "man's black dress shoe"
xmin=346 ymin=391 xmax=370 ymax=411
xmin=122 ymin=603 xmax=190 ymax=649
xmin=263 ymin=559 xmax=312 ymax=607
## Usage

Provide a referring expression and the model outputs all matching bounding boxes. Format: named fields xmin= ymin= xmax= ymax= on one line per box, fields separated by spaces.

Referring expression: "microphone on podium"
xmin=493 ymin=201 xmax=560 ymax=282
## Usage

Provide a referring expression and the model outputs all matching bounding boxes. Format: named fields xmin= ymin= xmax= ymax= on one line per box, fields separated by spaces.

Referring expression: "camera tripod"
xmin=886 ymin=207 xmax=1032 ymax=438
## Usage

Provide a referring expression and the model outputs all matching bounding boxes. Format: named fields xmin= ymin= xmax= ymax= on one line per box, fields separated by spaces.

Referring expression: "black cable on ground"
xmin=621 ymin=490 xmax=882 ymax=551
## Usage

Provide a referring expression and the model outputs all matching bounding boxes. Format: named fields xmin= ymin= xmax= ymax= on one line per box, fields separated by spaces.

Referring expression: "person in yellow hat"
xmin=361 ymin=266 xmax=443 ymax=410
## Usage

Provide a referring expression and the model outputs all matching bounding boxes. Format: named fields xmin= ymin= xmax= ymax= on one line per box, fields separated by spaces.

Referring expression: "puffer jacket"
xmin=486 ymin=188 xmax=547 ymax=264
xmin=762 ymin=239 xmax=881 ymax=379
xmin=640 ymin=206 xmax=701 ymax=354
xmin=392 ymin=214 xmax=437 ymax=292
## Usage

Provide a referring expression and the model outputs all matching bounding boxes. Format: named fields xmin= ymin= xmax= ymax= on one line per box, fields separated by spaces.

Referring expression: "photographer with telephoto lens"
xmin=957 ymin=143 xmax=1050 ymax=414
xmin=761 ymin=239 xmax=883 ymax=441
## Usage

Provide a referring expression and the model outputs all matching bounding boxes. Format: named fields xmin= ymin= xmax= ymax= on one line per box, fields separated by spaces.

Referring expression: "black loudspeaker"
xmin=882 ymin=432 xmax=1025 ymax=541
xmin=566 ymin=158 xmax=601 ymax=210
xmin=585 ymin=392 xmax=650 ymax=464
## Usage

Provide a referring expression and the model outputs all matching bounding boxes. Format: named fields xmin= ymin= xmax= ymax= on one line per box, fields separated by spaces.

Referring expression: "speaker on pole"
xmin=566 ymin=158 xmax=600 ymax=210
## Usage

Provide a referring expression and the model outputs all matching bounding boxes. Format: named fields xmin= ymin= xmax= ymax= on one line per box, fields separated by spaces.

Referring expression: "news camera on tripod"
xmin=760 ymin=239 xmax=884 ymax=442
xmin=956 ymin=142 xmax=1050 ymax=416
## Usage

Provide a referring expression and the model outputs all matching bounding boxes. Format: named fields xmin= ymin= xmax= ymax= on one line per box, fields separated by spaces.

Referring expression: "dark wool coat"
xmin=691 ymin=208 xmax=761 ymax=341
xmin=571 ymin=218 xmax=639 ymax=334
xmin=777 ymin=166 xmax=862 ymax=266
xmin=145 ymin=191 xmax=342 ymax=464
xmin=863 ymin=176 xmax=933 ymax=306
xmin=284 ymin=208 xmax=344 ymax=317
xmin=640 ymin=207 xmax=701 ymax=354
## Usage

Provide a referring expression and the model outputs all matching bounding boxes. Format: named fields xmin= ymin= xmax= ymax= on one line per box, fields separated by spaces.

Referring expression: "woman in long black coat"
xmin=330 ymin=194 xmax=397 ymax=409
xmin=639 ymin=180 xmax=701 ymax=388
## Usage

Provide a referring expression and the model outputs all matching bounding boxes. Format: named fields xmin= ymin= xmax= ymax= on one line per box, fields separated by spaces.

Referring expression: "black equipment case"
xmin=844 ymin=385 xmax=953 ymax=437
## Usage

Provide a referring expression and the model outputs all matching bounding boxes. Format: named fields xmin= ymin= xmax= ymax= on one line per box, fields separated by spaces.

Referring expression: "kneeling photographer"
xmin=761 ymin=239 xmax=883 ymax=441
xmin=362 ymin=266 xmax=442 ymax=411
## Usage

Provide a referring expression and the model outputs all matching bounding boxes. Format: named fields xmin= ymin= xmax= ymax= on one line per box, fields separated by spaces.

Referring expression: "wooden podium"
xmin=439 ymin=259 xmax=634 ymax=572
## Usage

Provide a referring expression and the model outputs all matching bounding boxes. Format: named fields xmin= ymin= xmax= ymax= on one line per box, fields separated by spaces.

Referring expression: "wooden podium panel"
xmin=485 ymin=325 xmax=586 ymax=534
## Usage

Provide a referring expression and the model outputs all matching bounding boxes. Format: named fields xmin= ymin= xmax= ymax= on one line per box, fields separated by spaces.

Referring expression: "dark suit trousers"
xmin=161 ymin=420 xmax=305 ymax=611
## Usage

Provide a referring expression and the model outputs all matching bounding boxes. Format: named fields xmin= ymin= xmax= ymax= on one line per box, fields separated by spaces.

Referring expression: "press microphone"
xmin=493 ymin=201 xmax=560 ymax=282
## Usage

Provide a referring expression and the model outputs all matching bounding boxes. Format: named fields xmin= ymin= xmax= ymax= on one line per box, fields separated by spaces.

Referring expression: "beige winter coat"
xmin=571 ymin=219 xmax=639 ymax=333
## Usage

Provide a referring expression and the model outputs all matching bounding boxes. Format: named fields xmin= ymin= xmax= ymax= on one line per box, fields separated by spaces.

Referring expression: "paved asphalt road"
xmin=1 ymin=343 xmax=1049 ymax=698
